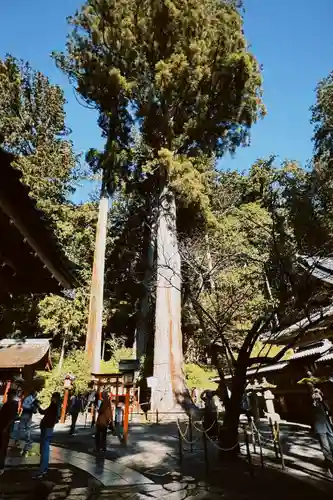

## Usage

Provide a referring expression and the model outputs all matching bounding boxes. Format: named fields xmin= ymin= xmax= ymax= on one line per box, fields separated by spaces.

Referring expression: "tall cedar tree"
xmin=55 ymin=0 xmax=264 ymax=411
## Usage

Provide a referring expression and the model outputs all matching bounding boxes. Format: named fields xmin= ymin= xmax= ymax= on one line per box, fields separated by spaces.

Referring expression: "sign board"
xmin=119 ymin=359 xmax=140 ymax=373
xmin=147 ymin=376 xmax=158 ymax=389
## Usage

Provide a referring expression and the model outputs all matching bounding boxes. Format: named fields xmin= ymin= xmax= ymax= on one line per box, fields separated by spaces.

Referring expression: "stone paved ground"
xmin=255 ymin=420 xmax=329 ymax=480
xmin=31 ymin=417 xmax=333 ymax=499
xmin=0 ymin=463 xmax=101 ymax=499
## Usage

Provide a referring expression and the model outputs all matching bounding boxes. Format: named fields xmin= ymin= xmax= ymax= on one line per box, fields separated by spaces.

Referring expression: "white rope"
xmin=251 ymin=420 xmax=276 ymax=444
xmin=192 ymin=419 xmax=217 ymax=434
xmin=176 ymin=419 xmax=203 ymax=445
xmin=177 ymin=419 xmax=189 ymax=436
xmin=203 ymin=429 xmax=240 ymax=452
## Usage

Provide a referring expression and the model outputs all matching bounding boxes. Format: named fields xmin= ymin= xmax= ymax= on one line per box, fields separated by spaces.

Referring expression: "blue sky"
xmin=1 ymin=1 xmax=333 ymax=202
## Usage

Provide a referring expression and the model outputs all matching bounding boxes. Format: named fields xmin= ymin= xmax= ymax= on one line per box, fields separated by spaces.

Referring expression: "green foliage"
xmin=0 ymin=55 xmax=79 ymax=215
xmin=55 ymin=0 xmax=264 ymax=221
xmin=53 ymin=0 xmax=266 ymax=376
xmin=0 ymin=55 xmax=96 ymax=344
xmin=182 ymin=190 xmax=272 ymax=353
xmin=182 ymin=156 xmax=327 ymax=372
xmin=100 ymin=347 xmax=134 ymax=373
xmin=185 ymin=363 xmax=217 ymax=390
xmin=39 ymin=350 xmax=91 ymax=405
xmin=297 ymin=376 xmax=324 ymax=385
xmin=311 ymin=71 xmax=333 ymax=163
xmin=38 ymin=291 xmax=89 ymax=344
xmin=250 ymin=341 xmax=293 ymax=360
xmin=302 ymin=70 xmax=333 ymax=253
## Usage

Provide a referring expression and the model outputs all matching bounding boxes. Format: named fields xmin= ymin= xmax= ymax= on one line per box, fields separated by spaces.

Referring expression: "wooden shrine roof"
xmin=298 ymin=255 xmax=333 ymax=286
xmin=0 ymin=149 xmax=80 ymax=296
xmin=0 ymin=339 xmax=50 ymax=370
xmin=264 ymin=303 xmax=333 ymax=345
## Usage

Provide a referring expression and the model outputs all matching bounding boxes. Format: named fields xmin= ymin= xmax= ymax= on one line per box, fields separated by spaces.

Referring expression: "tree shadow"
xmin=0 ymin=461 xmax=100 ymax=500
xmin=48 ymin=420 xmax=332 ymax=499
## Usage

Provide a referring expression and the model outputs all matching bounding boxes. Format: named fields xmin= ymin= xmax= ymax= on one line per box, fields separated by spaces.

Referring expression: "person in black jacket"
xmin=0 ymin=389 xmax=19 ymax=474
xmin=35 ymin=392 xmax=61 ymax=479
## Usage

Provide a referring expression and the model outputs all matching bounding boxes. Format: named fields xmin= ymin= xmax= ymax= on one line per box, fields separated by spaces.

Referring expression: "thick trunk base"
xmin=152 ymin=187 xmax=186 ymax=413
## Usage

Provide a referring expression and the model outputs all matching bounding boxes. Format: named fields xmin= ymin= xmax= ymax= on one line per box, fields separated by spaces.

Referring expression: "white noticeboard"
xmin=147 ymin=376 xmax=158 ymax=389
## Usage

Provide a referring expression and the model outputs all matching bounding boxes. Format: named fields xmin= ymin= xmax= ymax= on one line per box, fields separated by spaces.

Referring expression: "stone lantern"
xmin=261 ymin=377 xmax=277 ymax=417
xmin=246 ymin=377 xmax=279 ymax=421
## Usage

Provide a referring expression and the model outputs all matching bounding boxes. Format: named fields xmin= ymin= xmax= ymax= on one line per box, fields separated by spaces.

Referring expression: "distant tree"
xmin=39 ymin=350 xmax=91 ymax=405
xmin=307 ymin=70 xmax=333 ymax=249
xmin=0 ymin=55 xmax=98 ymax=349
xmin=0 ymin=55 xmax=80 ymax=219
xmin=179 ymin=159 xmax=328 ymax=449
xmin=311 ymin=70 xmax=333 ymax=164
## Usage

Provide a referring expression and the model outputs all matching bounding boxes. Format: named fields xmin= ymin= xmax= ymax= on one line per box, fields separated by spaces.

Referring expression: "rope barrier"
xmin=192 ymin=418 xmax=217 ymax=434
xmin=176 ymin=419 xmax=203 ymax=445
xmin=251 ymin=419 xmax=280 ymax=446
xmin=176 ymin=419 xmax=189 ymax=438
xmin=203 ymin=429 xmax=240 ymax=452
xmin=177 ymin=416 xmax=242 ymax=452
xmin=250 ymin=421 xmax=271 ymax=444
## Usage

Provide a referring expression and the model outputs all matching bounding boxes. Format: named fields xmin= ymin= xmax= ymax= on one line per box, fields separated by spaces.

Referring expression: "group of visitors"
xmin=67 ymin=390 xmax=125 ymax=450
xmin=0 ymin=389 xmax=61 ymax=478
xmin=0 ymin=382 xmax=330 ymax=478
xmin=0 ymin=387 xmax=126 ymax=478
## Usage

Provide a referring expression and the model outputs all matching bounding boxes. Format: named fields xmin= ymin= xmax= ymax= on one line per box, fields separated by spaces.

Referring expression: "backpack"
xmin=22 ymin=395 xmax=38 ymax=414
xmin=97 ymin=403 xmax=112 ymax=428
xmin=69 ymin=396 xmax=82 ymax=414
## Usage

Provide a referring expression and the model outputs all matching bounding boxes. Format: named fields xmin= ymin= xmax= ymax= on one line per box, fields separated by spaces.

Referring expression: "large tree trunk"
xmin=220 ymin=351 xmax=249 ymax=455
xmin=136 ymin=213 xmax=156 ymax=360
xmin=151 ymin=187 xmax=187 ymax=413
xmin=86 ymin=193 xmax=108 ymax=373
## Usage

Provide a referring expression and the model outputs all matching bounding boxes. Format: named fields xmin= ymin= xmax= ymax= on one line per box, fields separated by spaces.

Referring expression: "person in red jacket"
xmin=0 ymin=389 xmax=19 ymax=474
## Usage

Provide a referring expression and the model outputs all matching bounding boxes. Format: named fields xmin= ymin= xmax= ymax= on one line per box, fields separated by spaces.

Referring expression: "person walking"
xmin=16 ymin=390 xmax=38 ymax=455
xmin=69 ymin=393 xmax=83 ymax=435
xmin=201 ymin=390 xmax=218 ymax=439
xmin=312 ymin=388 xmax=333 ymax=474
xmin=0 ymin=389 xmax=19 ymax=475
xmin=35 ymin=392 xmax=61 ymax=479
xmin=241 ymin=392 xmax=253 ymax=425
xmin=95 ymin=392 xmax=112 ymax=453
xmin=114 ymin=402 xmax=124 ymax=442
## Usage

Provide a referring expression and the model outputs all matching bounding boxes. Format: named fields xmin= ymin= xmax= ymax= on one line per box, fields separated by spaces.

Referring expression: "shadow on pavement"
xmin=0 ymin=463 xmax=101 ymax=500
xmin=46 ymin=421 xmax=333 ymax=499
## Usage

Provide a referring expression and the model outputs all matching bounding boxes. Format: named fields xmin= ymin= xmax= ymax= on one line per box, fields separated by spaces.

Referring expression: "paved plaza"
xmin=0 ymin=414 xmax=331 ymax=499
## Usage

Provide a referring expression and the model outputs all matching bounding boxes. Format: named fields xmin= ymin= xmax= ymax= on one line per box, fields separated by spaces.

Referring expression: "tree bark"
xmin=136 ymin=214 xmax=156 ymax=360
xmin=151 ymin=186 xmax=187 ymax=413
xmin=86 ymin=193 xmax=108 ymax=373
xmin=58 ymin=332 xmax=67 ymax=374
xmin=205 ymin=233 xmax=215 ymax=291
xmin=220 ymin=350 xmax=249 ymax=455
